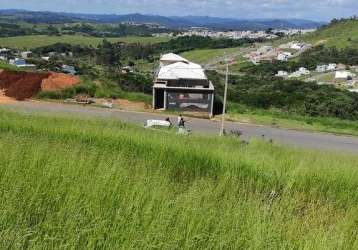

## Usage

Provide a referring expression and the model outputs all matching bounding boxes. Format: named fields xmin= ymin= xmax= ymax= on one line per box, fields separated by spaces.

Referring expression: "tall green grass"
xmin=0 ymin=109 xmax=357 ymax=249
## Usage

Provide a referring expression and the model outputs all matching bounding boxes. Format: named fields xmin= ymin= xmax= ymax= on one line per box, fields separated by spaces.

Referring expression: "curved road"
xmin=2 ymin=101 xmax=358 ymax=153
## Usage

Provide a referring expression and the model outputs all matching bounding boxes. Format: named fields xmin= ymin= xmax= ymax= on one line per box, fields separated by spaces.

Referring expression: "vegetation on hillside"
xmin=0 ymin=16 xmax=174 ymax=38
xmin=29 ymin=36 xmax=255 ymax=102
xmin=303 ymin=18 xmax=358 ymax=48
xmin=208 ymin=70 xmax=358 ymax=121
xmin=299 ymin=45 xmax=358 ymax=68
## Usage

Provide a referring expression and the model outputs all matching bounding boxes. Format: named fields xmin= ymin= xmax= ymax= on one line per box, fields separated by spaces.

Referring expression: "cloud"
xmin=0 ymin=0 xmax=357 ymax=20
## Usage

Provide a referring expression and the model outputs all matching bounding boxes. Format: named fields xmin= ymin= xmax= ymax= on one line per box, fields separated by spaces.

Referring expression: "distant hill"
xmin=0 ymin=9 xmax=81 ymax=23
xmin=301 ymin=19 xmax=358 ymax=48
xmin=0 ymin=9 xmax=324 ymax=30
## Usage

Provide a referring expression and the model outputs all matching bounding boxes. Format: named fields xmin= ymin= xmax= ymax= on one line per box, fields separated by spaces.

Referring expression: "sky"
xmin=0 ymin=0 xmax=357 ymax=21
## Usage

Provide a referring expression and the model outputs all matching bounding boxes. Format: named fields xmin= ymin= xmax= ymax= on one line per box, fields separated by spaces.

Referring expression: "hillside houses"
xmin=287 ymin=67 xmax=310 ymax=78
xmin=175 ymin=29 xmax=279 ymax=40
xmin=247 ymin=41 xmax=310 ymax=64
xmin=62 ymin=65 xmax=77 ymax=75
xmin=279 ymin=41 xmax=311 ymax=52
xmin=277 ymin=52 xmax=293 ymax=62
xmin=0 ymin=48 xmax=10 ymax=61
xmin=275 ymin=70 xmax=288 ymax=77
xmin=155 ymin=28 xmax=315 ymax=40
xmin=153 ymin=53 xmax=215 ymax=116
xmin=247 ymin=46 xmax=281 ymax=64
xmin=316 ymin=63 xmax=338 ymax=73
xmin=20 ymin=51 xmax=33 ymax=59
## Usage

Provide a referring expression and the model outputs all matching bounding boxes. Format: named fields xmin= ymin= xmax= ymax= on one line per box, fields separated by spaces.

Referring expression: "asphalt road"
xmin=2 ymin=101 xmax=358 ymax=153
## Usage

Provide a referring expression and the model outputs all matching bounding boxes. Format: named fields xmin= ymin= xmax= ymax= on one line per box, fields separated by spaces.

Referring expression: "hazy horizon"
xmin=0 ymin=0 xmax=357 ymax=22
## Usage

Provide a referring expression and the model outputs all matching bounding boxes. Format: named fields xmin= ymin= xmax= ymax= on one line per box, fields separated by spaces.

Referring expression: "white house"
xmin=275 ymin=70 xmax=288 ymax=77
xmin=20 ymin=51 xmax=32 ymax=59
xmin=298 ymin=67 xmax=310 ymax=75
xmin=290 ymin=43 xmax=304 ymax=50
xmin=62 ymin=65 xmax=76 ymax=75
xmin=335 ymin=71 xmax=355 ymax=79
xmin=10 ymin=58 xmax=26 ymax=66
xmin=277 ymin=52 xmax=292 ymax=62
xmin=327 ymin=63 xmax=337 ymax=71
xmin=288 ymin=67 xmax=310 ymax=78
xmin=288 ymin=71 xmax=302 ymax=78
xmin=0 ymin=48 xmax=10 ymax=53
xmin=160 ymin=53 xmax=189 ymax=66
xmin=0 ymin=48 xmax=10 ymax=61
xmin=316 ymin=65 xmax=328 ymax=72
xmin=153 ymin=53 xmax=215 ymax=116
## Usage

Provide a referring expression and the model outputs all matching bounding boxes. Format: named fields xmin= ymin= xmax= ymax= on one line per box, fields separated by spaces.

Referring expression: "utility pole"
xmin=220 ymin=53 xmax=229 ymax=136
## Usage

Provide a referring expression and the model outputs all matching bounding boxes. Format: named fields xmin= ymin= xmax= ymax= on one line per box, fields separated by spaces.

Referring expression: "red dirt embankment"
xmin=41 ymin=73 xmax=80 ymax=92
xmin=0 ymin=70 xmax=80 ymax=100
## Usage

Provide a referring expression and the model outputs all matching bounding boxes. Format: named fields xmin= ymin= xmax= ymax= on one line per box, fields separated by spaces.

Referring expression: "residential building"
xmin=316 ymin=65 xmax=328 ymax=72
xmin=298 ymin=67 xmax=310 ymax=75
xmin=0 ymin=48 xmax=10 ymax=61
xmin=288 ymin=67 xmax=310 ymax=78
xmin=275 ymin=71 xmax=288 ymax=77
xmin=159 ymin=53 xmax=189 ymax=66
xmin=9 ymin=58 xmax=36 ymax=70
xmin=327 ymin=63 xmax=337 ymax=71
xmin=277 ymin=52 xmax=292 ymax=61
xmin=62 ymin=65 xmax=76 ymax=75
xmin=335 ymin=71 xmax=355 ymax=79
xmin=21 ymin=51 xmax=32 ymax=59
xmin=153 ymin=53 xmax=215 ymax=116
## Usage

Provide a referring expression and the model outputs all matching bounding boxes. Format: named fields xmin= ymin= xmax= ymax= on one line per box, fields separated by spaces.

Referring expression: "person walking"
xmin=177 ymin=114 xmax=184 ymax=128
xmin=165 ymin=117 xmax=172 ymax=127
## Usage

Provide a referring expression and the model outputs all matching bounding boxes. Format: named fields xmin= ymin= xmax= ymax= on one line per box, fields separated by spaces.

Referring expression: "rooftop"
xmin=157 ymin=61 xmax=207 ymax=80
xmin=160 ymin=53 xmax=189 ymax=64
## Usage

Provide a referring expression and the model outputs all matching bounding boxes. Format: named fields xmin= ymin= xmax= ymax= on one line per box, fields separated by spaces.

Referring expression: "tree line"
xmin=33 ymin=36 xmax=260 ymax=65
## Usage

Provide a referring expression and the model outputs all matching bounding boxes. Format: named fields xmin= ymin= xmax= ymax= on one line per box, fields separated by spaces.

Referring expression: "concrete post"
xmin=152 ymin=88 xmax=156 ymax=109
xmin=164 ymin=90 xmax=167 ymax=110
xmin=210 ymin=92 xmax=214 ymax=118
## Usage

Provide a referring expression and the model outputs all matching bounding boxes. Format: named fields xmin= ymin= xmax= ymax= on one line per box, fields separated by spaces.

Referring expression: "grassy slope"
xmin=0 ymin=35 xmax=171 ymax=49
xmin=0 ymin=60 xmax=18 ymax=71
xmin=303 ymin=20 xmax=358 ymax=48
xmin=181 ymin=47 xmax=241 ymax=64
xmin=0 ymin=108 xmax=357 ymax=249
xmin=274 ymin=20 xmax=358 ymax=49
